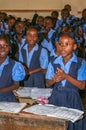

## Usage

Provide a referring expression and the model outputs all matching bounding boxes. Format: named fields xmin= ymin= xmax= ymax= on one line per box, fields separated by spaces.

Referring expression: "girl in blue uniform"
xmin=21 ymin=27 xmax=49 ymax=88
xmin=0 ymin=35 xmax=25 ymax=102
xmin=46 ymin=33 xmax=86 ymax=130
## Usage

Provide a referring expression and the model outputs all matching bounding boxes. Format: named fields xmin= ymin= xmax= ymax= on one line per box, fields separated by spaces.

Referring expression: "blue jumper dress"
xmin=21 ymin=46 xmax=45 ymax=88
xmin=0 ymin=59 xmax=17 ymax=102
xmin=49 ymin=58 xmax=85 ymax=130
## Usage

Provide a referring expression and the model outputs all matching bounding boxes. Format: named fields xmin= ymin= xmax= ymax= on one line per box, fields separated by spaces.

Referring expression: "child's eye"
xmin=58 ymin=42 xmax=62 ymax=46
xmin=4 ymin=44 xmax=9 ymax=48
xmin=0 ymin=44 xmax=9 ymax=49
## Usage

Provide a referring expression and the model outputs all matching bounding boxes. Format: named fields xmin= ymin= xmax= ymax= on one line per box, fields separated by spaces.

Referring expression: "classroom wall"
xmin=0 ymin=0 xmax=86 ymax=20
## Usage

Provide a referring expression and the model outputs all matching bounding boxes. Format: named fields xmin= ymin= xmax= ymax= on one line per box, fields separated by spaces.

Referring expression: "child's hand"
xmin=53 ymin=68 xmax=67 ymax=82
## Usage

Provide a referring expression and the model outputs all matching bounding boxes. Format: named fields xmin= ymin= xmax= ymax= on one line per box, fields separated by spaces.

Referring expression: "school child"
xmin=46 ymin=33 xmax=86 ymax=130
xmin=51 ymin=10 xmax=59 ymax=30
xmin=80 ymin=8 xmax=86 ymax=25
xmin=0 ymin=35 xmax=25 ymax=102
xmin=41 ymin=16 xmax=55 ymax=53
xmin=14 ymin=20 xmax=26 ymax=62
xmin=55 ymin=8 xmax=70 ymax=30
xmin=21 ymin=27 xmax=49 ymax=88
xmin=35 ymin=16 xmax=45 ymax=45
xmin=49 ymin=32 xmax=60 ymax=62
xmin=64 ymin=4 xmax=75 ymax=20
xmin=0 ymin=12 xmax=8 ymax=35
xmin=75 ymin=26 xmax=85 ymax=58
xmin=5 ymin=16 xmax=16 ymax=35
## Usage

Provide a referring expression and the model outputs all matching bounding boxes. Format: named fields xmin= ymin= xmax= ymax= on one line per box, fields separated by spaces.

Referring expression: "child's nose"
xmin=0 ymin=46 xmax=6 ymax=50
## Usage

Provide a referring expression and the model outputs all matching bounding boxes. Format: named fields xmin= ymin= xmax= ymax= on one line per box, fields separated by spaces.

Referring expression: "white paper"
xmin=0 ymin=102 xmax=26 ymax=113
xmin=15 ymin=87 xmax=32 ymax=97
xmin=23 ymin=104 xmax=84 ymax=123
xmin=15 ymin=87 xmax=52 ymax=99
xmin=30 ymin=88 xmax=52 ymax=99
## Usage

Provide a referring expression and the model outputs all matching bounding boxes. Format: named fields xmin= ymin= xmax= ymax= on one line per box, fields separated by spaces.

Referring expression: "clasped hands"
xmin=52 ymin=68 xmax=67 ymax=83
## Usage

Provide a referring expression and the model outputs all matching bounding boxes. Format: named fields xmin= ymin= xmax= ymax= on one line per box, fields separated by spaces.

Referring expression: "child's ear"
xmin=73 ymin=43 xmax=77 ymax=51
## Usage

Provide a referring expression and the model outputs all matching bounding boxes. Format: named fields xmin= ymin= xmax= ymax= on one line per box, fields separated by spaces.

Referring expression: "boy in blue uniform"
xmin=46 ymin=33 xmax=86 ymax=130
xmin=0 ymin=35 xmax=25 ymax=102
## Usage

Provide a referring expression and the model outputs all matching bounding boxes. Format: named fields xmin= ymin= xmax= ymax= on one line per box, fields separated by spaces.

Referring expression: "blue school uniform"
xmin=41 ymin=28 xmax=55 ymax=53
xmin=21 ymin=43 xmax=48 ymax=88
xmin=46 ymin=53 xmax=86 ymax=130
xmin=0 ymin=57 xmax=25 ymax=102
xmin=49 ymin=49 xmax=59 ymax=62
xmin=14 ymin=37 xmax=26 ymax=62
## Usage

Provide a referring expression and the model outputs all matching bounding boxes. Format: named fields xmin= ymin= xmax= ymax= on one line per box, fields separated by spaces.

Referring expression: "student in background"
xmin=21 ymin=27 xmax=49 ymax=88
xmin=80 ymin=8 xmax=86 ymax=25
xmin=14 ymin=20 xmax=26 ymax=62
xmin=55 ymin=8 xmax=72 ymax=30
xmin=49 ymin=32 xmax=60 ymax=62
xmin=51 ymin=10 xmax=59 ymax=30
xmin=0 ymin=35 xmax=25 ymax=102
xmin=46 ymin=33 xmax=86 ymax=130
xmin=35 ymin=16 xmax=44 ymax=45
xmin=41 ymin=16 xmax=55 ymax=53
xmin=5 ymin=16 xmax=16 ymax=35
xmin=64 ymin=4 xmax=75 ymax=20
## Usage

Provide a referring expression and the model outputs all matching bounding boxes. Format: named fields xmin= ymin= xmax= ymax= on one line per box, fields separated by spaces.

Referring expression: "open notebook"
xmin=15 ymin=87 xmax=52 ymax=99
xmin=0 ymin=102 xmax=26 ymax=113
xmin=23 ymin=104 xmax=84 ymax=123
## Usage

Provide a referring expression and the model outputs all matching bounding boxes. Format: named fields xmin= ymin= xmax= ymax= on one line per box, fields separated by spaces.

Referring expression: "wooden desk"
xmin=0 ymin=111 xmax=68 ymax=130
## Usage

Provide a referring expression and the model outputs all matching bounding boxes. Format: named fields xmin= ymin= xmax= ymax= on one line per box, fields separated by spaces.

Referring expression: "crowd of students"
xmin=0 ymin=4 xmax=86 ymax=130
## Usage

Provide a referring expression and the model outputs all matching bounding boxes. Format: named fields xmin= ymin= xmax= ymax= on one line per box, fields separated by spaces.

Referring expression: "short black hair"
xmin=0 ymin=35 xmax=10 ymax=45
xmin=58 ymin=32 xmax=76 ymax=42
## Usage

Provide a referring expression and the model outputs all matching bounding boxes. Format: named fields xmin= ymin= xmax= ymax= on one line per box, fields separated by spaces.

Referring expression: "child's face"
xmin=44 ymin=19 xmax=53 ymax=30
xmin=15 ymin=22 xmax=24 ymax=35
xmin=61 ymin=10 xmax=69 ymax=20
xmin=82 ymin=10 xmax=86 ymax=20
xmin=36 ymin=17 xmax=44 ymax=26
xmin=58 ymin=35 xmax=77 ymax=58
xmin=0 ymin=39 xmax=10 ymax=59
xmin=8 ymin=19 xmax=15 ymax=29
xmin=26 ymin=28 xmax=38 ymax=45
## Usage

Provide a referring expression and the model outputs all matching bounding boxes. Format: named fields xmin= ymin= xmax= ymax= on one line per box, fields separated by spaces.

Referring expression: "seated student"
xmin=46 ymin=33 xmax=86 ymax=130
xmin=41 ymin=16 xmax=55 ymax=53
xmin=21 ymin=27 xmax=49 ymax=88
xmin=0 ymin=35 xmax=25 ymax=102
